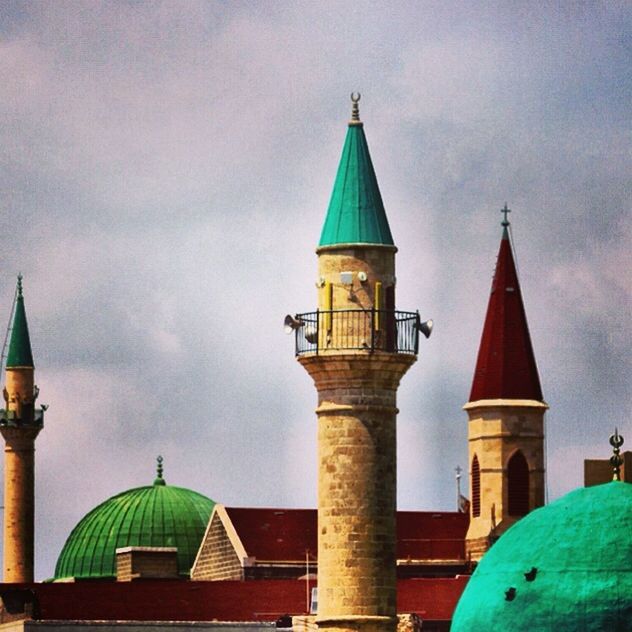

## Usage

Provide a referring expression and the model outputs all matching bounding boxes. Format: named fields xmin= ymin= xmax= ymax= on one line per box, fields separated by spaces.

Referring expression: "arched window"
xmin=471 ymin=455 xmax=481 ymax=518
xmin=508 ymin=451 xmax=530 ymax=516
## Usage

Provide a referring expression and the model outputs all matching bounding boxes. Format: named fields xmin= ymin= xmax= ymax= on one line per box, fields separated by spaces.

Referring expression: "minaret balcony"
xmin=291 ymin=309 xmax=420 ymax=356
xmin=0 ymin=408 xmax=45 ymax=428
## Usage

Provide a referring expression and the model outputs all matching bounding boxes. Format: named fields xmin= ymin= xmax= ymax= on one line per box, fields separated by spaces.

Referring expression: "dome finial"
xmin=154 ymin=455 xmax=166 ymax=485
xmin=609 ymin=428 xmax=624 ymax=481
xmin=350 ymin=92 xmax=362 ymax=125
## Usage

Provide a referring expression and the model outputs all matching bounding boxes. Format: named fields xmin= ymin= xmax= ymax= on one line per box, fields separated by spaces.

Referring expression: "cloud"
xmin=0 ymin=1 xmax=629 ymax=578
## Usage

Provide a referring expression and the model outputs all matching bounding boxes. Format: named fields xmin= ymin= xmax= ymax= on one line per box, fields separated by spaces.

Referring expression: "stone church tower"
xmin=290 ymin=96 xmax=426 ymax=632
xmin=464 ymin=211 xmax=547 ymax=561
xmin=0 ymin=276 xmax=45 ymax=582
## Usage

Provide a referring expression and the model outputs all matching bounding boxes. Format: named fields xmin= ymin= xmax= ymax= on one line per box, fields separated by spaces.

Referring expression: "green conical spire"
xmin=6 ymin=275 xmax=34 ymax=368
xmin=318 ymin=94 xmax=394 ymax=248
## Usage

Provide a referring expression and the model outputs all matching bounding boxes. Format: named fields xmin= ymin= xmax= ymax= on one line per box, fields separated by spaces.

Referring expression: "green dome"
xmin=452 ymin=482 xmax=632 ymax=631
xmin=54 ymin=478 xmax=214 ymax=580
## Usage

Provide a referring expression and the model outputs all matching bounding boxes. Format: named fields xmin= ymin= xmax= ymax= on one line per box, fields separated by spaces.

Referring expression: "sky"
xmin=0 ymin=1 xmax=630 ymax=580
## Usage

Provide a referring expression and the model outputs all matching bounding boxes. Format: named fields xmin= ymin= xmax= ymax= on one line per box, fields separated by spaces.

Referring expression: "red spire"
xmin=469 ymin=227 xmax=543 ymax=402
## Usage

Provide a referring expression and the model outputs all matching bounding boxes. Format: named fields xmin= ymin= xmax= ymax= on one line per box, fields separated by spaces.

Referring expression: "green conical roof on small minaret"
xmin=6 ymin=275 xmax=34 ymax=369
xmin=318 ymin=94 xmax=394 ymax=248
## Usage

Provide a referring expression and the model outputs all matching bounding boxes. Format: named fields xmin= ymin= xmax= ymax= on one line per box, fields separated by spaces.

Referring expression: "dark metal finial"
xmin=609 ymin=428 xmax=624 ymax=481
xmin=156 ymin=455 xmax=164 ymax=480
xmin=501 ymin=203 xmax=511 ymax=227
xmin=17 ymin=274 xmax=23 ymax=298
xmin=455 ymin=465 xmax=463 ymax=512
xmin=350 ymin=92 xmax=361 ymax=123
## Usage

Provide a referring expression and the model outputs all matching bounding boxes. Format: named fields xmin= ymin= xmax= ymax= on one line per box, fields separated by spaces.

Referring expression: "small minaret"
xmin=290 ymin=95 xmax=426 ymax=632
xmin=464 ymin=207 xmax=547 ymax=561
xmin=0 ymin=276 xmax=45 ymax=582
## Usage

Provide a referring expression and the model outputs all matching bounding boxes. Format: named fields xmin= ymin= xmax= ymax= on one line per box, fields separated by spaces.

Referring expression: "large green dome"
xmin=54 ymin=473 xmax=214 ymax=580
xmin=452 ymin=481 xmax=632 ymax=631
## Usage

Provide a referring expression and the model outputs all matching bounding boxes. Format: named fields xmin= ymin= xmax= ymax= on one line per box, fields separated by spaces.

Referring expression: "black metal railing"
xmin=294 ymin=309 xmax=420 ymax=356
xmin=0 ymin=407 xmax=45 ymax=427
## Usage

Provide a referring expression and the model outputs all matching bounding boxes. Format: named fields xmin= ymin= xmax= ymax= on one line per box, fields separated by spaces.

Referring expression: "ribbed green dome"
xmin=54 ymin=479 xmax=214 ymax=580
xmin=452 ymin=482 xmax=632 ymax=631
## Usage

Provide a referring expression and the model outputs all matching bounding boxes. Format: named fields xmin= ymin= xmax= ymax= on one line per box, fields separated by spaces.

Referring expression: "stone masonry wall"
xmin=1 ymin=427 xmax=39 ymax=583
xmin=191 ymin=513 xmax=242 ymax=581
xmin=116 ymin=549 xmax=179 ymax=581
xmin=299 ymin=352 xmax=415 ymax=632
xmin=465 ymin=401 xmax=546 ymax=561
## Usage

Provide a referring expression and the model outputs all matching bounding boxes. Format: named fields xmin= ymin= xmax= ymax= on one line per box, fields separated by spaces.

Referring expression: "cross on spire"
xmin=501 ymin=203 xmax=511 ymax=227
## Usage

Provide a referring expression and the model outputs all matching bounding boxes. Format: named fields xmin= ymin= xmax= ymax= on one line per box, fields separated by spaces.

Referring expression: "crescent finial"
xmin=350 ymin=92 xmax=361 ymax=123
xmin=609 ymin=428 xmax=625 ymax=481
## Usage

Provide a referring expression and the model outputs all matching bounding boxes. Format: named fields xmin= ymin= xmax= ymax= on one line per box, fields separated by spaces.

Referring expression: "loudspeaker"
xmin=305 ymin=325 xmax=318 ymax=344
xmin=418 ymin=319 xmax=434 ymax=339
xmin=283 ymin=314 xmax=304 ymax=334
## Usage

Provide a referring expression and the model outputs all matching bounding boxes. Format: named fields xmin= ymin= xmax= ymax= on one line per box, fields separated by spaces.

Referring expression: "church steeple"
xmin=318 ymin=94 xmax=394 ymax=248
xmin=469 ymin=218 xmax=543 ymax=402
xmin=464 ymin=209 xmax=547 ymax=562
xmin=6 ymin=275 xmax=34 ymax=369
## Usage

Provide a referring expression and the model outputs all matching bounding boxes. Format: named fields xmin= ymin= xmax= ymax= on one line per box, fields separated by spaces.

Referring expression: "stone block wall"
xmin=464 ymin=400 xmax=547 ymax=561
xmin=299 ymin=352 xmax=415 ymax=632
xmin=115 ymin=547 xmax=178 ymax=581
xmin=191 ymin=513 xmax=243 ymax=581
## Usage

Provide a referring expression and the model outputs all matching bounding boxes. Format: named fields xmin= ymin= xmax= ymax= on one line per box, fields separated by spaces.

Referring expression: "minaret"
xmin=0 ymin=276 xmax=45 ymax=582
xmin=464 ymin=207 xmax=547 ymax=561
xmin=290 ymin=95 xmax=426 ymax=632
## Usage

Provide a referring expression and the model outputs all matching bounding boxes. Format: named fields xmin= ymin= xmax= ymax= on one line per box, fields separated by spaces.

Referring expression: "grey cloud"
xmin=0 ymin=1 xmax=629 ymax=579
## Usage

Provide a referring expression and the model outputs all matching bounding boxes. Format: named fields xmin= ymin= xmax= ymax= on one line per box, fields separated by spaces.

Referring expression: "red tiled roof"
xmin=1 ymin=577 xmax=469 ymax=623
xmin=397 ymin=512 xmax=468 ymax=560
xmin=225 ymin=508 xmax=467 ymax=563
xmin=226 ymin=508 xmax=317 ymax=562
xmin=469 ymin=228 xmax=543 ymax=402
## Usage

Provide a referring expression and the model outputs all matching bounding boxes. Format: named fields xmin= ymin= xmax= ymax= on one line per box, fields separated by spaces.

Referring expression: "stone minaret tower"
xmin=0 ymin=276 xmax=45 ymax=582
xmin=464 ymin=208 xmax=547 ymax=561
xmin=291 ymin=96 xmax=424 ymax=632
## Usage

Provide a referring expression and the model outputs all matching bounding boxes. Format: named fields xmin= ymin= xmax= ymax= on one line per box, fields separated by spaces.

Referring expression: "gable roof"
xmin=226 ymin=507 xmax=317 ymax=562
xmin=218 ymin=507 xmax=467 ymax=563
xmin=469 ymin=228 xmax=543 ymax=402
